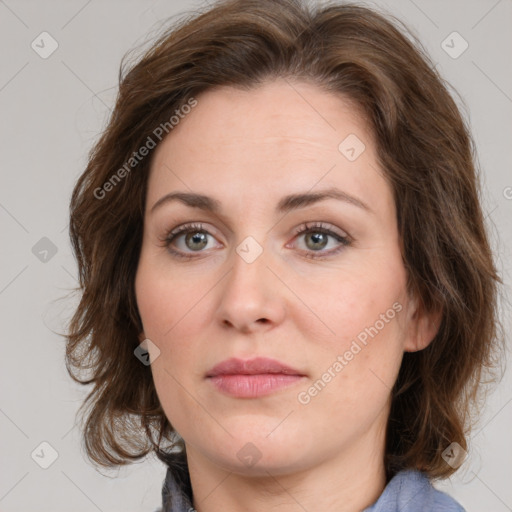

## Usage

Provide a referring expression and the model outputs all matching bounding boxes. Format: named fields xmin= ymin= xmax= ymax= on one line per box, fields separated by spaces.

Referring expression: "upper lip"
xmin=206 ymin=357 xmax=304 ymax=377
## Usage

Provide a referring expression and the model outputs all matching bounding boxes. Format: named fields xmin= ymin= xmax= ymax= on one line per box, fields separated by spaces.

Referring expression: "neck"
xmin=185 ymin=427 xmax=387 ymax=512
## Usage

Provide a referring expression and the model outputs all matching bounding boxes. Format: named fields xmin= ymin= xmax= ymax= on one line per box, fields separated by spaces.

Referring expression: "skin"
xmin=135 ymin=78 xmax=440 ymax=512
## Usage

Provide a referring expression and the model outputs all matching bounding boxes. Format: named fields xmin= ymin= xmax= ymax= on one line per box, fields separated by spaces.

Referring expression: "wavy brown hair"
xmin=66 ymin=0 xmax=504 ymax=480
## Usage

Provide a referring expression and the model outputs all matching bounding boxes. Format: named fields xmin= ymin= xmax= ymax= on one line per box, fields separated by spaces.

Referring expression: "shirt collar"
xmin=159 ymin=455 xmax=464 ymax=512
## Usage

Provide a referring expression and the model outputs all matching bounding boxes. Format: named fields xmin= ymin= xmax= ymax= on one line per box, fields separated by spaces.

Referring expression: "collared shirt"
xmin=154 ymin=455 xmax=465 ymax=512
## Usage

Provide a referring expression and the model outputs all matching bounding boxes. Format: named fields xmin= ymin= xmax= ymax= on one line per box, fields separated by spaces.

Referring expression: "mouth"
xmin=206 ymin=357 xmax=306 ymax=398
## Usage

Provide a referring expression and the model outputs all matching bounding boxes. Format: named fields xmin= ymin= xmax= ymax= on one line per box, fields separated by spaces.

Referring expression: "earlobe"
xmin=403 ymin=295 xmax=443 ymax=353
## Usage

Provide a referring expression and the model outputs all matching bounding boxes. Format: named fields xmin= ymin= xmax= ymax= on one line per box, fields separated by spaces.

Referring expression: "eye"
xmin=289 ymin=222 xmax=351 ymax=259
xmin=163 ymin=222 xmax=222 ymax=260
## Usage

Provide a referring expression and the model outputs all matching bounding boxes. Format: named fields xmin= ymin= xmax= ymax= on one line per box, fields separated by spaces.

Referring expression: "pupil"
xmin=186 ymin=232 xmax=208 ymax=251
xmin=307 ymin=232 xmax=327 ymax=250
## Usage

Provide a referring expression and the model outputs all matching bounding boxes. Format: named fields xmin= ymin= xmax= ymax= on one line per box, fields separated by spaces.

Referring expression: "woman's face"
xmin=135 ymin=79 xmax=434 ymax=476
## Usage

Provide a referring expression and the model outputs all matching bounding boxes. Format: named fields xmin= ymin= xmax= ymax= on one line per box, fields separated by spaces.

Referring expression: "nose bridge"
xmin=226 ymin=235 xmax=270 ymax=301
xmin=216 ymin=234 xmax=284 ymax=330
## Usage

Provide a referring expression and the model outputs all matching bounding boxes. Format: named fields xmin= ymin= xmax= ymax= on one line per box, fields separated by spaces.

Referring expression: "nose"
xmin=215 ymin=242 xmax=286 ymax=333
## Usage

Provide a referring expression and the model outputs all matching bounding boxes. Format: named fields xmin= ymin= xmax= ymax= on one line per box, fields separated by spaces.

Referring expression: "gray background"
xmin=0 ymin=0 xmax=511 ymax=511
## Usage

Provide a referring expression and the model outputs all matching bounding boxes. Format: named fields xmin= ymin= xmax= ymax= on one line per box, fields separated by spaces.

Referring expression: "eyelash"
xmin=162 ymin=221 xmax=351 ymax=260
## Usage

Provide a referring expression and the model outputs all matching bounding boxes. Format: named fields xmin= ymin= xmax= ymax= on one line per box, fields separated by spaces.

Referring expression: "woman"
xmin=65 ymin=0 xmax=503 ymax=510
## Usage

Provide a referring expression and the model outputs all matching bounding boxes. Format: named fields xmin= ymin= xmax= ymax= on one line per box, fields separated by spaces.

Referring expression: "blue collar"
xmin=362 ymin=469 xmax=465 ymax=511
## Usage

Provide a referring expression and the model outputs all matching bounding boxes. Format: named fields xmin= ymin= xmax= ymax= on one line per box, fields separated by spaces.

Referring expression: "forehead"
xmin=155 ymin=79 xmax=371 ymax=155
xmin=147 ymin=79 xmax=390 ymax=215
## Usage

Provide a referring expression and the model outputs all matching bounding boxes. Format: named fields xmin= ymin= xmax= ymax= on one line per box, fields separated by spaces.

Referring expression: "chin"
xmin=197 ymin=427 xmax=313 ymax=475
xmin=211 ymin=447 xmax=307 ymax=477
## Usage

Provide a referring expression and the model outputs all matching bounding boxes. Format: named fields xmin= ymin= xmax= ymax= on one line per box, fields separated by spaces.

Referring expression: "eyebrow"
xmin=150 ymin=187 xmax=372 ymax=215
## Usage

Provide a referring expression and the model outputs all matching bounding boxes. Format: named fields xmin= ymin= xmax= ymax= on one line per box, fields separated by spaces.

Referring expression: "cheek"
xmin=135 ymin=252 xmax=207 ymax=341
xmin=295 ymin=302 xmax=405 ymax=439
xmin=293 ymin=254 xmax=408 ymax=409
xmin=135 ymin=260 xmax=206 ymax=430
xmin=295 ymin=253 xmax=407 ymax=350
xmin=135 ymin=253 xmax=216 ymax=394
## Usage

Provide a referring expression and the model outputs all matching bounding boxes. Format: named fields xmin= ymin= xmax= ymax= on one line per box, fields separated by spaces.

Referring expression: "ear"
xmin=137 ymin=331 xmax=146 ymax=344
xmin=403 ymin=293 xmax=442 ymax=353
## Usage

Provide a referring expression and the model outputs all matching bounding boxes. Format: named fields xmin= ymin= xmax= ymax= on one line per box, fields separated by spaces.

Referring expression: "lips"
xmin=206 ymin=357 xmax=306 ymax=398
xmin=206 ymin=357 xmax=304 ymax=377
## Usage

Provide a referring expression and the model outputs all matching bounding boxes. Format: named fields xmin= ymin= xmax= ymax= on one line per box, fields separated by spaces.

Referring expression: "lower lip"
xmin=208 ymin=374 xmax=304 ymax=398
